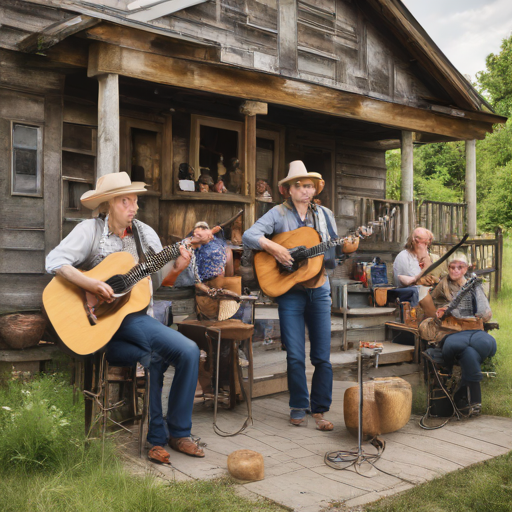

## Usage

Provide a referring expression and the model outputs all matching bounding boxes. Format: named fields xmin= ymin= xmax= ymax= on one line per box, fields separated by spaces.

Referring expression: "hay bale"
xmin=227 ymin=449 xmax=264 ymax=481
xmin=0 ymin=312 xmax=47 ymax=350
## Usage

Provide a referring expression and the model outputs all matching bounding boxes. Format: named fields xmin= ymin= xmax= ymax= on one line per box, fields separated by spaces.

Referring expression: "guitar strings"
xmin=105 ymin=243 xmax=182 ymax=294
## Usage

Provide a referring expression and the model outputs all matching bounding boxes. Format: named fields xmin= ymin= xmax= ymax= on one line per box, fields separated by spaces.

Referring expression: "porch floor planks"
xmin=144 ymin=379 xmax=512 ymax=512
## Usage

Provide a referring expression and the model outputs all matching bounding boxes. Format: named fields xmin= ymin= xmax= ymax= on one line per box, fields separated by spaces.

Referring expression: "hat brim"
xmin=80 ymin=182 xmax=148 ymax=210
xmin=278 ymin=173 xmax=325 ymax=195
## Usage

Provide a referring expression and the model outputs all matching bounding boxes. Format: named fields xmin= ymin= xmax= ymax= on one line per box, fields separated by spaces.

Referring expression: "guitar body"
xmin=254 ymin=227 xmax=323 ymax=298
xmin=43 ymin=251 xmax=151 ymax=356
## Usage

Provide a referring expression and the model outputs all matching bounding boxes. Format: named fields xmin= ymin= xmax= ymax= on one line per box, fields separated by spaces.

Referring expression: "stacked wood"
xmin=0 ymin=311 xmax=47 ymax=350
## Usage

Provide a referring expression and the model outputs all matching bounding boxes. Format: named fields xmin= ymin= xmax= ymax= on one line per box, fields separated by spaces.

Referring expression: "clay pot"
xmin=0 ymin=311 xmax=47 ymax=350
xmin=227 ymin=449 xmax=264 ymax=481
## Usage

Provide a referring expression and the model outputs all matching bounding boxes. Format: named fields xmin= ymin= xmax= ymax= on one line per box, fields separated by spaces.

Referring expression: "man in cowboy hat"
xmin=46 ymin=172 xmax=205 ymax=463
xmin=243 ymin=161 xmax=336 ymax=430
xmin=428 ymin=251 xmax=496 ymax=415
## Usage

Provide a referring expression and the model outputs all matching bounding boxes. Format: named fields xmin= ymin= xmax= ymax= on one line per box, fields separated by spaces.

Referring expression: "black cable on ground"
xmin=324 ymin=437 xmax=417 ymax=485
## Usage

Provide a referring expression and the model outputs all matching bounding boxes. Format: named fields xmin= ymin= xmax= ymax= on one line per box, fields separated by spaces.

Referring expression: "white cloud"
xmin=403 ymin=0 xmax=512 ymax=79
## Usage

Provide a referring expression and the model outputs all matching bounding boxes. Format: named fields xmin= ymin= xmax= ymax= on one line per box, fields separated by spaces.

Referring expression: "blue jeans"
xmin=442 ymin=330 xmax=497 ymax=385
xmin=105 ymin=313 xmax=199 ymax=446
xmin=276 ymin=280 xmax=333 ymax=413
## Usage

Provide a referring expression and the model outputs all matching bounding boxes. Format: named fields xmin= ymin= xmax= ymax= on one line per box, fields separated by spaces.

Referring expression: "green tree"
xmin=476 ymin=35 xmax=512 ymax=117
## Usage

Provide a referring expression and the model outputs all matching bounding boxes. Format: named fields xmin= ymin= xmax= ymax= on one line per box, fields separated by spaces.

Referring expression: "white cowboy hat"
xmin=80 ymin=172 xmax=148 ymax=210
xmin=278 ymin=161 xmax=325 ymax=194
xmin=448 ymin=251 xmax=470 ymax=266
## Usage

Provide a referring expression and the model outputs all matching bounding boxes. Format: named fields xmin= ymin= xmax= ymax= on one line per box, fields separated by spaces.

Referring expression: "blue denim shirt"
xmin=242 ymin=200 xmax=337 ymax=250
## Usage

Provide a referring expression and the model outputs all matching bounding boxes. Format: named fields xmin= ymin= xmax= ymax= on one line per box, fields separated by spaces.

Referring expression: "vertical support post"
xmin=240 ymin=101 xmax=267 ymax=230
xmin=401 ymin=131 xmax=414 ymax=242
xmin=244 ymin=114 xmax=257 ymax=229
xmin=96 ymin=73 xmax=120 ymax=178
xmin=465 ymin=140 xmax=477 ymax=236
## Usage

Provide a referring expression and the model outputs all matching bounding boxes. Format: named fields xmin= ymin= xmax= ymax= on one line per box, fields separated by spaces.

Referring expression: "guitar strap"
xmin=319 ymin=207 xmax=337 ymax=240
xmin=131 ymin=222 xmax=147 ymax=264
xmin=317 ymin=206 xmax=338 ymax=269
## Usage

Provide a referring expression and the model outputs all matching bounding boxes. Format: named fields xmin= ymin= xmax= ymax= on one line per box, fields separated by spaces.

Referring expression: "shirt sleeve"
xmin=242 ymin=208 xmax=281 ymax=250
xmin=45 ymin=220 xmax=97 ymax=274
xmin=393 ymin=251 xmax=407 ymax=286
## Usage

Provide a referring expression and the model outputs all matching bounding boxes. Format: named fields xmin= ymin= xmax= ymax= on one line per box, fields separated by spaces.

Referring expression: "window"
xmin=11 ymin=122 xmax=42 ymax=196
xmin=188 ymin=115 xmax=244 ymax=195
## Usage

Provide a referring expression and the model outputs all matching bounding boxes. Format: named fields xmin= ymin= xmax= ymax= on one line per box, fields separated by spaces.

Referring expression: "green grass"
xmin=362 ymin=239 xmax=512 ymax=512
xmin=365 ymin=451 xmax=512 ymax=512
xmin=0 ymin=374 xmax=285 ymax=512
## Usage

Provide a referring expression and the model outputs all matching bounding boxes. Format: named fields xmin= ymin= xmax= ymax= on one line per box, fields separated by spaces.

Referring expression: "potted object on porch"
xmin=0 ymin=310 xmax=47 ymax=350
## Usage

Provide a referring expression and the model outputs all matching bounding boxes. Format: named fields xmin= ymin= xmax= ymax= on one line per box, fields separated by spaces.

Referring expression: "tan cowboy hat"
xmin=278 ymin=161 xmax=325 ymax=195
xmin=80 ymin=172 xmax=148 ymax=210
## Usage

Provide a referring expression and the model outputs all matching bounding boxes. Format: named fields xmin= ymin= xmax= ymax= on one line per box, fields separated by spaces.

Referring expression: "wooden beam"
xmin=83 ymin=22 xmax=221 ymax=64
xmin=18 ymin=15 xmax=100 ymax=53
xmin=87 ymin=42 xmax=499 ymax=140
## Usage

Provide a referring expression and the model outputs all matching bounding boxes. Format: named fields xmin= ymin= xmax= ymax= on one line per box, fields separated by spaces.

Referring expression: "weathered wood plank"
xmin=43 ymin=94 xmax=63 ymax=254
xmin=87 ymin=43 xmax=498 ymax=139
xmin=0 ymin=48 xmax=64 ymax=95
xmin=18 ymin=15 xmax=100 ymax=53
xmin=0 ymin=229 xmax=45 ymax=250
xmin=0 ymin=249 xmax=45 ymax=273
xmin=0 ymin=88 xmax=45 ymax=122
xmin=0 ymin=274 xmax=51 ymax=309
xmin=84 ymin=22 xmax=221 ymax=63
xmin=278 ymin=0 xmax=297 ymax=75
xmin=0 ymin=197 xmax=45 ymax=229
xmin=63 ymin=100 xmax=98 ymax=126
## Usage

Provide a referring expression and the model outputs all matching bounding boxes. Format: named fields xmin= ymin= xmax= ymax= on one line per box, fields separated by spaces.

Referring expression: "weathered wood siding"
xmin=155 ymin=0 xmax=442 ymax=108
xmin=0 ymin=49 xmax=64 ymax=309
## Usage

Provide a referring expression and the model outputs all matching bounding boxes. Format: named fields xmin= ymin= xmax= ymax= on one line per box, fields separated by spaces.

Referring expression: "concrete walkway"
xmin=122 ymin=380 xmax=512 ymax=512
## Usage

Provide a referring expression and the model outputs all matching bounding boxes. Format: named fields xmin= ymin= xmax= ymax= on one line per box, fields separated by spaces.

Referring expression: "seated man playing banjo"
xmin=45 ymin=172 xmax=204 ymax=463
xmin=421 ymin=251 xmax=497 ymax=415
xmin=243 ymin=161 xmax=337 ymax=430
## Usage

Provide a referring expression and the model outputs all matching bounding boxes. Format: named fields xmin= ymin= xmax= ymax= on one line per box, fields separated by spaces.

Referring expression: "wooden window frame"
xmin=184 ymin=114 xmax=247 ymax=202
xmin=10 ymin=120 xmax=43 ymax=197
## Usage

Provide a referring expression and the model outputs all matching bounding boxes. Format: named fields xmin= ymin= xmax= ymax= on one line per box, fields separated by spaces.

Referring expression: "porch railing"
xmin=415 ymin=199 xmax=466 ymax=243
xmin=338 ymin=195 xmax=413 ymax=244
xmin=431 ymin=228 xmax=503 ymax=300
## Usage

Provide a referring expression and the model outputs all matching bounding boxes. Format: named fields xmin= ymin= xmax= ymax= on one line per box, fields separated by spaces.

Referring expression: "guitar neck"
xmin=302 ymin=239 xmax=339 ymax=259
xmin=119 ymin=243 xmax=182 ymax=288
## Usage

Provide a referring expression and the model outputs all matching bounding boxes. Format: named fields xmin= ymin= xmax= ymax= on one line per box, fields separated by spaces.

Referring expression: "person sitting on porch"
xmin=164 ymin=221 xmax=234 ymax=287
xmin=242 ymin=160 xmax=335 ymax=431
xmin=430 ymin=252 xmax=496 ymax=415
xmin=393 ymin=227 xmax=439 ymax=316
xmin=45 ymin=172 xmax=205 ymax=464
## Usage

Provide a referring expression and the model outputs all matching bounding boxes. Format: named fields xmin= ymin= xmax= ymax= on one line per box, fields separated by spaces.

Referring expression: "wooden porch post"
xmin=241 ymin=101 xmax=267 ymax=229
xmin=465 ymin=139 xmax=477 ymax=236
xmin=96 ymin=73 xmax=120 ymax=177
xmin=401 ymin=131 xmax=414 ymax=242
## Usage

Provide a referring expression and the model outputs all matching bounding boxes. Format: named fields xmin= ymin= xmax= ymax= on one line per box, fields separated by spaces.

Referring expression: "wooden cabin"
xmin=0 ymin=0 xmax=506 ymax=314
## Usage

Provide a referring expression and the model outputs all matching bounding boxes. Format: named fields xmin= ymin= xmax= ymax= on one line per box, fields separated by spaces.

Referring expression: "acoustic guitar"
xmin=253 ymin=226 xmax=369 ymax=298
xmin=43 ymin=236 xmax=201 ymax=356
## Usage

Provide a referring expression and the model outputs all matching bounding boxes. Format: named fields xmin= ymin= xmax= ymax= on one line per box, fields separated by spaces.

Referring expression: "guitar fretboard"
xmin=107 ymin=243 xmax=182 ymax=294
xmin=302 ymin=239 xmax=339 ymax=259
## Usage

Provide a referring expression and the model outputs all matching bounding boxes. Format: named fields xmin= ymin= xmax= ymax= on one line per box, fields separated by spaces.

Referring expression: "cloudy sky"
xmin=402 ymin=0 xmax=512 ymax=81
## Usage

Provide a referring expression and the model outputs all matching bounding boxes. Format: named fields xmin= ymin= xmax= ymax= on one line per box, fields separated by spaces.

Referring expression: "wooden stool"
xmin=177 ymin=319 xmax=254 ymax=436
xmin=80 ymin=352 xmax=149 ymax=457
